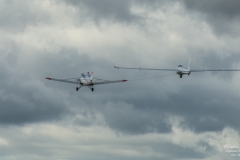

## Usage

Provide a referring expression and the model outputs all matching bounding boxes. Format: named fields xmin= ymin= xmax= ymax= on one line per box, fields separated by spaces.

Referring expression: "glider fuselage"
xmin=176 ymin=65 xmax=190 ymax=77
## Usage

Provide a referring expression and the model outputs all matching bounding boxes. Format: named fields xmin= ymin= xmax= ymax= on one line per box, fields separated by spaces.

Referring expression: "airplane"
xmin=114 ymin=58 xmax=240 ymax=78
xmin=45 ymin=72 xmax=127 ymax=91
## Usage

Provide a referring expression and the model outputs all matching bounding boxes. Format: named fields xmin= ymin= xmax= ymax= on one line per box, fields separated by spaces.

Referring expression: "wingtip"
xmin=45 ymin=77 xmax=51 ymax=80
xmin=122 ymin=80 xmax=127 ymax=82
xmin=114 ymin=66 xmax=119 ymax=69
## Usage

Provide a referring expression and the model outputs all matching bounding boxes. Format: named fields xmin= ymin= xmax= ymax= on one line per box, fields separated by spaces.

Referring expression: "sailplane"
xmin=114 ymin=58 xmax=240 ymax=78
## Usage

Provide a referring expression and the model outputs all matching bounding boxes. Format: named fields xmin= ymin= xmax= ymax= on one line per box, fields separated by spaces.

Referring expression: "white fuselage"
xmin=80 ymin=78 xmax=92 ymax=85
xmin=176 ymin=65 xmax=190 ymax=76
xmin=79 ymin=72 xmax=93 ymax=85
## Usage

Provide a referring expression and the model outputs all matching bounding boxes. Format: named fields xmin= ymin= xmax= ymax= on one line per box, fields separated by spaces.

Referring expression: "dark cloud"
xmin=63 ymin=0 xmax=140 ymax=24
xmin=0 ymin=66 xmax=71 ymax=125
xmin=0 ymin=47 xmax=98 ymax=125
xmin=100 ymin=102 xmax=172 ymax=134
xmin=0 ymin=46 xmax=133 ymax=126
xmin=134 ymin=0 xmax=240 ymax=36
xmin=181 ymin=0 xmax=240 ymax=36
xmin=182 ymin=0 xmax=240 ymax=19
xmin=63 ymin=0 xmax=240 ymax=36
xmin=0 ymin=92 xmax=69 ymax=125
xmin=122 ymin=77 xmax=240 ymax=133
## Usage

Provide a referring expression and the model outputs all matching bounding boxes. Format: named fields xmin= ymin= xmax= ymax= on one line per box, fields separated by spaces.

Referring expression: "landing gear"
xmin=88 ymin=85 xmax=94 ymax=92
xmin=76 ymin=86 xmax=94 ymax=92
xmin=180 ymin=75 xmax=182 ymax=78
xmin=76 ymin=86 xmax=82 ymax=91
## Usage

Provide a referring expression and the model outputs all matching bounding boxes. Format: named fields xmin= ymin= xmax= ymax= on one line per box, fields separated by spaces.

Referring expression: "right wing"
xmin=191 ymin=69 xmax=240 ymax=72
xmin=114 ymin=66 xmax=177 ymax=71
xmin=93 ymin=79 xmax=127 ymax=85
xmin=114 ymin=66 xmax=240 ymax=72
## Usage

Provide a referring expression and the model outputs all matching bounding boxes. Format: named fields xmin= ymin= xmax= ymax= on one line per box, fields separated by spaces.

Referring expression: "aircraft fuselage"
xmin=79 ymin=78 xmax=93 ymax=86
xmin=176 ymin=65 xmax=190 ymax=78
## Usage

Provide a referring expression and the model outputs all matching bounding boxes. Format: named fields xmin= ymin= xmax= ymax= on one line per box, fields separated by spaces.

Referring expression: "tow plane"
xmin=114 ymin=59 xmax=240 ymax=78
xmin=46 ymin=72 xmax=127 ymax=91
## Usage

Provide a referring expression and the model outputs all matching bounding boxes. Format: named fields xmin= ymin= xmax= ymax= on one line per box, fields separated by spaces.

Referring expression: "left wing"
xmin=45 ymin=77 xmax=79 ymax=84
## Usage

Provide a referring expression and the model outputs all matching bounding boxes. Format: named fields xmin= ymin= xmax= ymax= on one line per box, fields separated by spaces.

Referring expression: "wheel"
xmin=76 ymin=87 xmax=79 ymax=91
xmin=180 ymin=75 xmax=182 ymax=78
xmin=92 ymin=88 xmax=94 ymax=92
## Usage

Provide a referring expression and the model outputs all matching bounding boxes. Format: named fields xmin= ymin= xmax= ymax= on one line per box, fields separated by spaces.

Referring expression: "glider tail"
xmin=90 ymin=72 xmax=93 ymax=79
xmin=87 ymin=72 xmax=93 ymax=80
xmin=187 ymin=58 xmax=191 ymax=71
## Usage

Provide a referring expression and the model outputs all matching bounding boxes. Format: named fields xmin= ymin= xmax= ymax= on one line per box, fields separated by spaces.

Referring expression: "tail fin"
xmin=87 ymin=72 xmax=93 ymax=80
xmin=187 ymin=58 xmax=191 ymax=71
xmin=84 ymin=72 xmax=94 ymax=79
xmin=90 ymin=72 xmax=93 ymax=79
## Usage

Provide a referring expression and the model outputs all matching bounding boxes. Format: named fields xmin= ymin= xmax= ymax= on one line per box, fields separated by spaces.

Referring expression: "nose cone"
xmin=176 ymin=67 xmax=182 ymax=74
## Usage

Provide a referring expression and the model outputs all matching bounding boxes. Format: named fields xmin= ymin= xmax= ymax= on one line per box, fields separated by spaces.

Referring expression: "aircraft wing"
xmin=45 ymin=77 xmax=79 ymax=84
xmin=114 ymin=66 xmax=177 ymax=71
xmin=45 ymin=77 xmax=127 ymax=85
xmin=114 ymin=66 xmax=240 ymax=72
xmin=190 ymin=69 xmax=240 ymax=72
xmin=93 ymin=79 xmax=127 ymax=85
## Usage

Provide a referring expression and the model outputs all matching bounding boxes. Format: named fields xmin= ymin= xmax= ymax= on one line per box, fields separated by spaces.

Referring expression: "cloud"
xmin=1 ymin=0 xmax=240 ymax=159
xmin=1 ymin=0 xmax=240 ymax=134
xmin=62 ymin=0 xmax=140 ymax=24
xmin=63 ymin=0 xmax=240 ymax=37
xmin=0 ymin=1 xmax=48 ymax=31
xmin=180 ymin=0 xmax=240 ymax=36
xmin=0 ymin=123 xmax=238 ymax=160
xmin=99 ymin=101 xmax=172 ymax=134
xmin=0 ymin=64 xmax=71 ymax=124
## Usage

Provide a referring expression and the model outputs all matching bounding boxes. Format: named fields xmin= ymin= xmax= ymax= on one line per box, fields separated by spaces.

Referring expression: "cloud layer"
xmin=0 ymin=0 xmax=240 ymax=159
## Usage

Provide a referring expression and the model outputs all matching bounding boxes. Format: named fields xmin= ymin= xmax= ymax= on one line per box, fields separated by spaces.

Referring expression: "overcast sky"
xmin=1 ymin=0 xmax=240 ymax=159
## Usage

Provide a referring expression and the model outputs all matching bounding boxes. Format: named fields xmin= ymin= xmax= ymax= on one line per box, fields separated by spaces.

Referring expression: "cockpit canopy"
xmin=177 ymin=65 xmax=187 ymax=70
xmin=178 ymin=65 xmax=182 ymax=68
xmin=81 ymin=72 xmax=93 ymax=79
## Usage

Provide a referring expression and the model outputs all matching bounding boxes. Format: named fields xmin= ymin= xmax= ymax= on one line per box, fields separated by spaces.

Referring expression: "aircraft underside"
xmin=177 ymin=71 xmax=191 ymax=78
xmin=76 ymin=83 xmax=94 ymax=91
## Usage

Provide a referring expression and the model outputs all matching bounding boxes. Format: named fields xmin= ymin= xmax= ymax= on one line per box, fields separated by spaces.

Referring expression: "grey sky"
xmin=0 ymin=0 xmax=240 ymax=160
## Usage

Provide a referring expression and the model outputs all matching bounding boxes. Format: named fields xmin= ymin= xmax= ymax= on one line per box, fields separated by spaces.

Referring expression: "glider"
xmin=114 ymin=58 xmax=240 ymax=78
xmin=46 ymin=72 xmax=127 ymax=91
